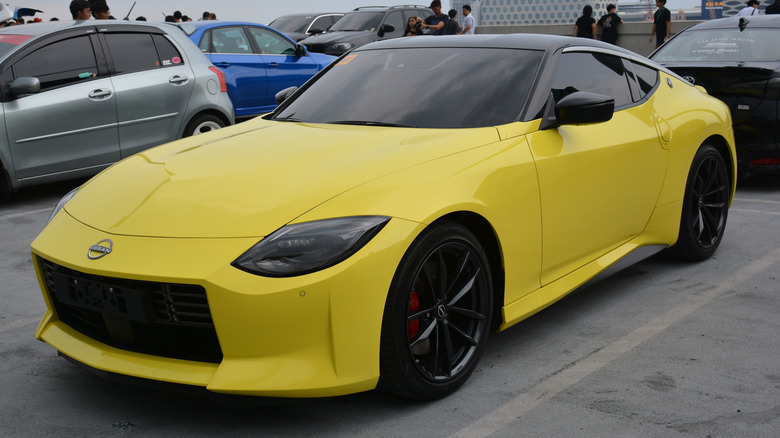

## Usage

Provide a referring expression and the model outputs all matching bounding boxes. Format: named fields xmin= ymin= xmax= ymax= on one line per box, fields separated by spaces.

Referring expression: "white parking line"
xmin=731 ymin=208 xmax=780 ymax=216
xmin=0 ymin=316 xmax=41 ymax=333
xmin=450 ymin=245 xmax=780 ymax=438
xmin=734 ymin=197 xmax=780 ymax=205
xmin=0 ymin=207 xmax=53 ymax=221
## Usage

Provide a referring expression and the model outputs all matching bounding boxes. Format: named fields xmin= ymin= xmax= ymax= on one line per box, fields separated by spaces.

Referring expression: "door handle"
xmin=88 ymin=89 xmax=112 ymax=99
xmin=169 ymin=75 xmax=189 ymax=85
xmin=268 ymin=62 xmax=279 ymax=69
xmin=214 ymin=62 xmax=230 ymax=68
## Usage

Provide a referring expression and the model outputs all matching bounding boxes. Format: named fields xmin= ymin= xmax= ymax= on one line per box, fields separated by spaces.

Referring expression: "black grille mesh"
xmin=39 ymin=258 xmax=222 ymax=363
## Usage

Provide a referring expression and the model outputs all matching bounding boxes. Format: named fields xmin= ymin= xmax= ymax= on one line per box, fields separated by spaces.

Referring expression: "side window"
xmin=631 ymin=61 xmax=659 ymax=98
xmin=549 ymin=52 xmax=633 ymax=109
xmin=13 ymin=36 xmax=98 ymax=91
xmin=152 ymin=34 xmax=184 ymax=67
xmin=248 ymin=27 xmax=296 ymax=55
xmin=198 ymin=30 xmax=211 ymax=53
xmin=383 ymin=11 xmax=405 ymax=34
xmin=329 ymin=16 xmax=341 ymax=28
xmin=212 ymin=27 xmax=252 ymax=54
xmin=310 ymin=16 xmax=331 ymax=32
xmin=104 ymin=33 xmax=160 ymax=74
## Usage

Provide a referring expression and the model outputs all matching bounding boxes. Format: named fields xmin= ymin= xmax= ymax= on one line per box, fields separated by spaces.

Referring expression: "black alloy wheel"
xmin=668 ymin=144 xmax=730 ymax=261
xmin=379 ymin=221 xmax=492 ymax=400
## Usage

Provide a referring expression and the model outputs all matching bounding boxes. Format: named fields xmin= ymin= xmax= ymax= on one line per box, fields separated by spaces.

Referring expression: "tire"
xmin=183 ymin=114 xmax=225 ymax=137
xmin=667 ymin=144 xmax=730 ymax=261
xmin=379 ymin=221 xmax=493 ymax=400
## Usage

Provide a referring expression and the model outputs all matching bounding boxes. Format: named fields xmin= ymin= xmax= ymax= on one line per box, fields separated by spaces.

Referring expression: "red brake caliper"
xmin=408 ymin=290 xmax=420 ymax=339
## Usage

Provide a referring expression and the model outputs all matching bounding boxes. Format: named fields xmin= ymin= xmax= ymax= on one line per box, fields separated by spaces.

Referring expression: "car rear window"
xmin=652 ymin=28 xmax=780 ymax=63
xmin=273 ymin=47 xmax=543 ymax=129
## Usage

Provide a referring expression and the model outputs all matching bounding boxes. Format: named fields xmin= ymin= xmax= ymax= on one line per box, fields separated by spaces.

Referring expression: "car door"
xmin=2 ymin=31 xmax=120 ymax=180
xmin=525 ymin=50 xmax=669 ymax=285
xmin=101 ymin=30 xmax=195 ymax=158
xmin=246 ymin=26 xmax=319 ymax=108
xmin=204 ymin=26 xmax=269 ymax=117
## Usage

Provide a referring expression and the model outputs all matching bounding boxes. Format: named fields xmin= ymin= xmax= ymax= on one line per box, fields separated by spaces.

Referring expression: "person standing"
xmin=650 ymin=0 xmax=671 ymax=48
xmin=422 ymin=0 xmax=449 ymax=35
xmin=444 ymin=9 xmax=460 ymax=35
xmin=574 ymin=5 xmax=596 ymax=39
xmin=736 ymin=0 xmax=761 ymax=15
xmin=90 ymin=1 xmax=111 ymax=20
xmin=458 ymin=4 xmax=475 ymax=35
xmin=598 ymin=4 xmax=623 ymax=45
xmin=767 ymin=0 xmax=780 ymax=13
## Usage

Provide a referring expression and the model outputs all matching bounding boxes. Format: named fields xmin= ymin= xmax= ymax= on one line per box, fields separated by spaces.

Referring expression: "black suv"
xmin=300 ymin=5 xmax=433 ymax=56
xmin=268 ymin=12 xmax=345 ymax=42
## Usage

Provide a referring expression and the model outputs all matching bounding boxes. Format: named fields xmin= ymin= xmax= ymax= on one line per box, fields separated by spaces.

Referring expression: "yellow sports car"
xmin=32 ymin=35 xmax=736 ymax=400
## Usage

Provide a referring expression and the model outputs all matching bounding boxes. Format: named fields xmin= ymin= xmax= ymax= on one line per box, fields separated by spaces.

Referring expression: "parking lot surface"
xmin=1 ymin=176 xmax=779 ymax=437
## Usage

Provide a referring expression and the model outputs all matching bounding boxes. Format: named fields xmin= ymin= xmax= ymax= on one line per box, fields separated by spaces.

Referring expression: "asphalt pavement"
xmin=1 ymin=176 xmax=778 ymax=437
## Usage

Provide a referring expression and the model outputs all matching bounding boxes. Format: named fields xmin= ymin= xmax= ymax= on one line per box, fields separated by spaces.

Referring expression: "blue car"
xmin=177 ymin=21 xmax=336 ymax=120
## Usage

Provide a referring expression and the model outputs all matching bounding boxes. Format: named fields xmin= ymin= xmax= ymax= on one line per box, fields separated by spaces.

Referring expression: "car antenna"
xmin=123 ymin=1 xmax=136 ymax=21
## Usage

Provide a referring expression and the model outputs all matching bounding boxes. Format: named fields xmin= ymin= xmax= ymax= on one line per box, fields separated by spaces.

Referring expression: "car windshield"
xmin=329 ymin=11 xmax=383 ymax=32
xmin=273 ymin=47 xmax=543 ymax=129
xmin=0 ymin=34 xmax=33 ymax=58
xmin=269 ymin=16 xmax=311 ymax=33
xmin=652 ymin=28 xmax=780 ymax=63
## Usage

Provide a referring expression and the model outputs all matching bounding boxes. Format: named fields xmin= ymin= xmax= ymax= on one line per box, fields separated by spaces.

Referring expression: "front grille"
xmin=39 ymin=258 xmax=222 ymax=363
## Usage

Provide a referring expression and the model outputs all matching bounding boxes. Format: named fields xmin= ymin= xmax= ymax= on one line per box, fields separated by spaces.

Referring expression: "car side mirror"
xmin=295 ymin=44 xmax=307 ymax=57
xmin=539 ymin=91 xmax=615 ymax=130
xmin=275 ymin=86 xmax=298 ymax=105
xmin=9 ymin=76 xmax=41 ymax=97
xmin=309 ymin=28 xmax=324 ymax=35
xmin=378 ymin=24 xmax=395 ymax=37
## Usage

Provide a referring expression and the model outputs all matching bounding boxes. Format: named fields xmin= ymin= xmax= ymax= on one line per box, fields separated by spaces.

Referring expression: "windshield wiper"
xmin=328 ymin=120 xmax=416 ymax=128
xmin=274 ymin=116 xmax=307 ymax=123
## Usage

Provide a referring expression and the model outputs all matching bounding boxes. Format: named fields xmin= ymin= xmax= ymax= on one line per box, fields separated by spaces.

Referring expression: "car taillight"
xmin=209 ymin=66 xmax=227 ymax=93
xmin=750 ymin=158 xmax=780 ymax=166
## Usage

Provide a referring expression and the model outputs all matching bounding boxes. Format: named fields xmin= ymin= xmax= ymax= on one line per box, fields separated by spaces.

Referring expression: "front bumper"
xmin=32 ymin=210 xmax=419 ymax=397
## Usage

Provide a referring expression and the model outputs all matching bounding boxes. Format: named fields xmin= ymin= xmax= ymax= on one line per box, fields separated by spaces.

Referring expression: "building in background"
xmin=478 ymin=0 xmax=611 ymax=25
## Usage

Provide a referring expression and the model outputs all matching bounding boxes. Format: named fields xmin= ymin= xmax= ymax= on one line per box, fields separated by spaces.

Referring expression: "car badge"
xmin=88 ymin=239 xmax=113 ymax=260
xmin=666 ymin=77 xmax=673 ymax=88
xmin=682 ymin=76 xmax=695 ymax=85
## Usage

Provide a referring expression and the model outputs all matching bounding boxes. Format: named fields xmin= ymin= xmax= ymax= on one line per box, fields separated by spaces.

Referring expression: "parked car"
xmin=650 ymin=16 xmax=780 ymax=176
xmin=177 ymin=21 xmax=337 ymax=120
xmin=33 ymin=35 xmax=735 ymax=400
xmin=0 ymin=21 xmax=234 ymax=197
xmin=268 ymin=12 xmax=344 ymax=42
xmin=300 ymin=5 xmax=433 ymax=56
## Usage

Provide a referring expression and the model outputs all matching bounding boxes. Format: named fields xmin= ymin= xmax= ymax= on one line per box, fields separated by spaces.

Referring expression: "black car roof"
xmin=681 ymin=15 xmax=780 ymax=30
xmin=356 ymin=33 xmax=640 ymax=56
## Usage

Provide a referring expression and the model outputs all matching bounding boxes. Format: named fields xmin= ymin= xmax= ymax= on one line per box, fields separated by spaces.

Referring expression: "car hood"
xmin=64 ymin=119 xmax=500 ymax=238
xmin=301 ymin=31 xmax=374 ymax=46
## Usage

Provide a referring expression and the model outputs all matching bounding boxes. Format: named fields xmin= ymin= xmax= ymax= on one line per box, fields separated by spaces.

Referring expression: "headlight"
xmin=232 ymin=216 xmax=389 ymax=277
xmin=48 ymin=187 xmax=79 ymax=223
xmin=327 ymin=42 xmax=352 ymax=52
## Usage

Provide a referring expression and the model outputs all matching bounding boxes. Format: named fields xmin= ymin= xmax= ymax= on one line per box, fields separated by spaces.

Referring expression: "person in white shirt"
xmin=458 ymin=4 xmax=475 ymax=35
xmin=737 ymin=0 xmax=761 ymax=16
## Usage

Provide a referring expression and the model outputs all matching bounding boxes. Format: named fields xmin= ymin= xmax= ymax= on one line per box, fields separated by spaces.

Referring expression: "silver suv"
xmin=0 ymin=21 xmax=234 ymax=196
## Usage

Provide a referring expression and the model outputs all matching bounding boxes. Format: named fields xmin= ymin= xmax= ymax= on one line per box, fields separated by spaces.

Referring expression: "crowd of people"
xmin=404 ymin=1 xmax=475 ymax=37
xmin=68 ymin=0 xmax=218 ymax=22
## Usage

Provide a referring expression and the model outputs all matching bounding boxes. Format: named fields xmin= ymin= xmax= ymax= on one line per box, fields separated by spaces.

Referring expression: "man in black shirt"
xmin=598 ymin=4 xmax=623 ymax=45
xmin=650 ymin=0 xmax=671 ymax=48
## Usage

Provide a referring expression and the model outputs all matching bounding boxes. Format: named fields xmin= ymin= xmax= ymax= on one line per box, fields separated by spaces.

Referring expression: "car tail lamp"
xmin=750 ymin=158 xmax=780 ymax=166
xmin=209 ymin=66 xmax=227 ymax=93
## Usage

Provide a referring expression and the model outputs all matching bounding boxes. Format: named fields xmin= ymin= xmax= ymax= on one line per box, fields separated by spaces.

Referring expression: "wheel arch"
xmin=703 ymin=134 xmax=737 ymax=200
xmin=430 ymin=211 xmax=505 ymax=331
xmin=181 ymin=109 xmax=232 ymax=137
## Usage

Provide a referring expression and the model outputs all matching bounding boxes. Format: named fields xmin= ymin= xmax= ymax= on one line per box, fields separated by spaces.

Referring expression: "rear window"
xmin=273 ymin=47 xmax=543 ymax=129
xmin=0 ymin=34 xmax=33 ymax=58
xmin=652 ymin=28 xmax=780 ymax=63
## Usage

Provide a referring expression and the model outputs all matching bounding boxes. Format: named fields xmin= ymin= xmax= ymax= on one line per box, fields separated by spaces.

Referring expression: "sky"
xmin=13 ymin=0 xmax=700 ymax=23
